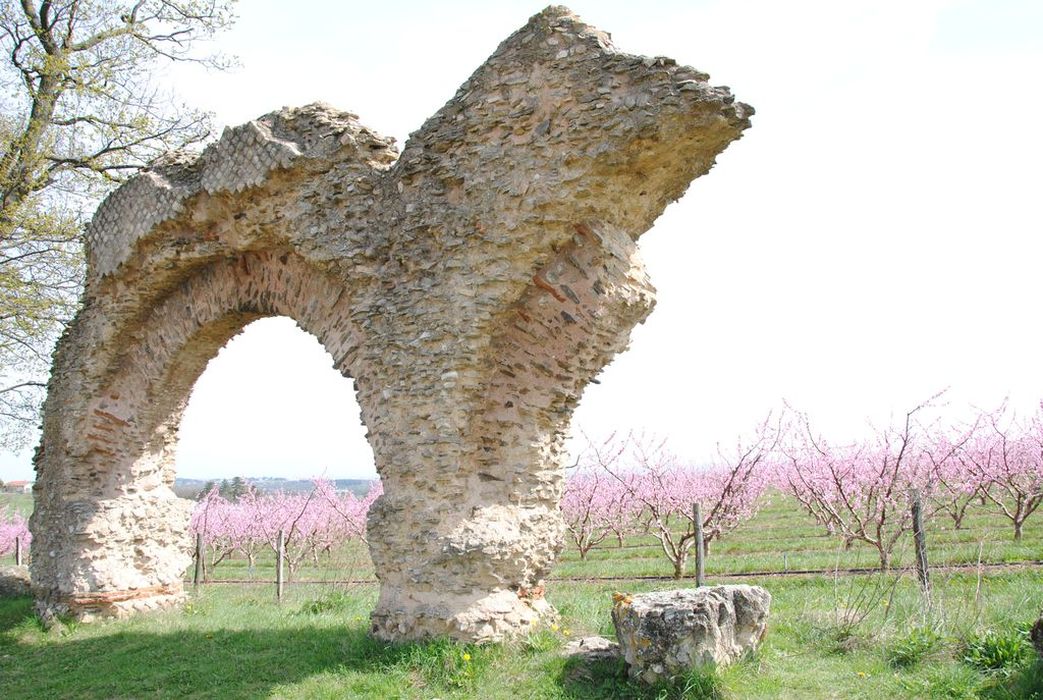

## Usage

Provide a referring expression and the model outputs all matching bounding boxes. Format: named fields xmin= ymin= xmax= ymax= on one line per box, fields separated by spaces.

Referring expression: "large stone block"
xmin=611 ymin=585 xmax=771 ymax=684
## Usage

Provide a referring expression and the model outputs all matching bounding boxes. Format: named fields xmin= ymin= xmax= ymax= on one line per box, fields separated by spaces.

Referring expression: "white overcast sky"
xmin=4 ymin=0 xmax=1042 ymax=482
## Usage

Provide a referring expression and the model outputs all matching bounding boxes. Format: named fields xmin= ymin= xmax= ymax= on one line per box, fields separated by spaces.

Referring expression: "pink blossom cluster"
xmin=782 ymin=400 xmax=1043 ymax=568
xmin=782 ymin=419 xmax=933 ymax=569
xmin=563 ymin=420 xmax=778 ymax=578
xmin=930 ymin=403 xmax=1043 ymax=540
xmin=561 ymin=469 xmax=639 ymax=559
xmin=0 ymin=508 xmax=30 ymax=556
xmin=190 ymin=479 xmax=382 ymax=578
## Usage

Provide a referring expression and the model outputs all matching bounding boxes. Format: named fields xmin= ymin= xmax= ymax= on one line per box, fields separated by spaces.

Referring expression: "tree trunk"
xmin=878 ymin=547 xmax=891 ymax=571
xmin=671 ymin=546 xmax=688 ymax=580
xmin=0 ymin=76 xmax=61 ymax=219
xmin=1014 ymin=521 xmax=1023 ymax=541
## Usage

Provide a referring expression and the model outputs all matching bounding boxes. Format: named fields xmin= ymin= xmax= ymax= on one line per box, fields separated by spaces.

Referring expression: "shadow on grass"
xmin=983 ymin=658 xmax=1043 ymax=700
xmin=2 ymin=595 xmax=716 ymax=700
xmin=0 ymin=595 xmax=33 ymax=631
xmin=558 ymin=656 xmax=636 ymax=699
xmin=0 ymin=596 xmax=487 ymax=699
xmin=558 ymin=655 xmax=722 ymax=700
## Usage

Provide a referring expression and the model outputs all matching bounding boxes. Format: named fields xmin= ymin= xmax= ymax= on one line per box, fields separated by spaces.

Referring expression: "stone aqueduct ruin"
xmin=29 ymin=7 xmax=751 ymax=641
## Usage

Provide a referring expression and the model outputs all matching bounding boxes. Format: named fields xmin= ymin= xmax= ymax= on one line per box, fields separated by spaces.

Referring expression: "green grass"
xmin=1 ymin=572 xmax=1041 ymax=698
xmin=2 ymin=491 xmax=1042 ymax=697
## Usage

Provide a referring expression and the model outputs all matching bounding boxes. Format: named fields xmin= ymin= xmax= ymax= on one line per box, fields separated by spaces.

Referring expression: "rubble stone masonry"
xmin=30 ymin=6 xmax=751 ymax=641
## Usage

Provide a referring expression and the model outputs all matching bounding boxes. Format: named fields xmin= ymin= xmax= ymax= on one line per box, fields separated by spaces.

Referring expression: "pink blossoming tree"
xmin=782 ymin=400 xmax=941 ymax=570
xmin=189 ymin=478 xmax=381 ymax=580
xmin=962 ymin=403 xmax=1043 ymax=541
xmin=561 ymin=437 xmax=640 ymax=559
xmin=597 ymin=418 xmax=778 ymax=579
xmin=0 ymin=508 xmax=30 ymax=557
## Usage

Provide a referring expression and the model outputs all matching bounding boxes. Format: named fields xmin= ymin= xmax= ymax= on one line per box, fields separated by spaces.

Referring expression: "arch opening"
xmin=176 ymin=316 xmax=376 ymax=486
xmin=176 ymin=316 xmax=379 ymax=584
xmin=30 ymin=251 xmax=377 ymax=619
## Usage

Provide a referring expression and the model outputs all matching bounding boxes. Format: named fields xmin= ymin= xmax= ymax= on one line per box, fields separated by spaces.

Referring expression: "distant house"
xmin=3 ymin=480 xmax=32 ymax=494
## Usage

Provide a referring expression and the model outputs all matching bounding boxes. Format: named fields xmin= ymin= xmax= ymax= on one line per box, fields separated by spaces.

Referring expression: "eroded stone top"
xmin=83 ymin=5 xmax=751 ymax=284
xmin=84 ymin=103 xmax=397 ymax=279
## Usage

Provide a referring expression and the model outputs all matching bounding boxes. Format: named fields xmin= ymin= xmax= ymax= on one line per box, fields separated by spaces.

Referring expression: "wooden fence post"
xmin=276 ymin=529 xmax=285 ymax=602
xmin=911 ymin=491 xmax=931 ymax=608
xmin=193 ymin=533 xmax=204 ymax=588
xmin=693 ymin=502 xmax=705 ymax=587
xmin=14 ymin=536 xmax=22 ymax=567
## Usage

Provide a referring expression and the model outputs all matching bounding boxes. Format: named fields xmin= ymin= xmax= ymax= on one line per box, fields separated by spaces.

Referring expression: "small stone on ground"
xmin=562 ymin=635 xmax=621 ymax=662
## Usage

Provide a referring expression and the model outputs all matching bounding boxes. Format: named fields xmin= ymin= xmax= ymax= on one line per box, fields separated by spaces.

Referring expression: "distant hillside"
xmin=174 ymin=477 xmax=376 ymax=500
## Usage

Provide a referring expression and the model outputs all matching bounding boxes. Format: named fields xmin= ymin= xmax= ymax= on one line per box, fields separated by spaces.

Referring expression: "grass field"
xmin=0 ymin=492 xmax=33 ymax=518
xmin=1 ymin=492 xmax=1041 ymax=698
xmin=556 ymin=493 xmax=1043 ymax=579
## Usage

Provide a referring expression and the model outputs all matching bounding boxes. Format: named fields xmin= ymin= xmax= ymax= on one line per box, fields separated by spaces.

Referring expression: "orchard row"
xmin=2 ymin=401 xmax=1039 ymax=579
xmin=563 ymin=400 xmax=1042 ymax=575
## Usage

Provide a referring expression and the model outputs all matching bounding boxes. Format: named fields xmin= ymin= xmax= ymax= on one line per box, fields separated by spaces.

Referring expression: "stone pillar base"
xmin=35 ymin=583 xmax=186 ymax=623
xmin=370 ymin=587 xmax=555 ymax=643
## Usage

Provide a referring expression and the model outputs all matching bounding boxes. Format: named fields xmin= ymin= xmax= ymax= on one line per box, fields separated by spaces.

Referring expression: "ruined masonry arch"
xmin=30 ymin=7 xmax=751 ymax=642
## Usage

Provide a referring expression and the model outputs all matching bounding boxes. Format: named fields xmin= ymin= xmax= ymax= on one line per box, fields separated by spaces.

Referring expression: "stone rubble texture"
xmin=611 ymin=586 xmax=771 ymax=683
xmin=30 ymin=6 xmax=752 ymax=640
